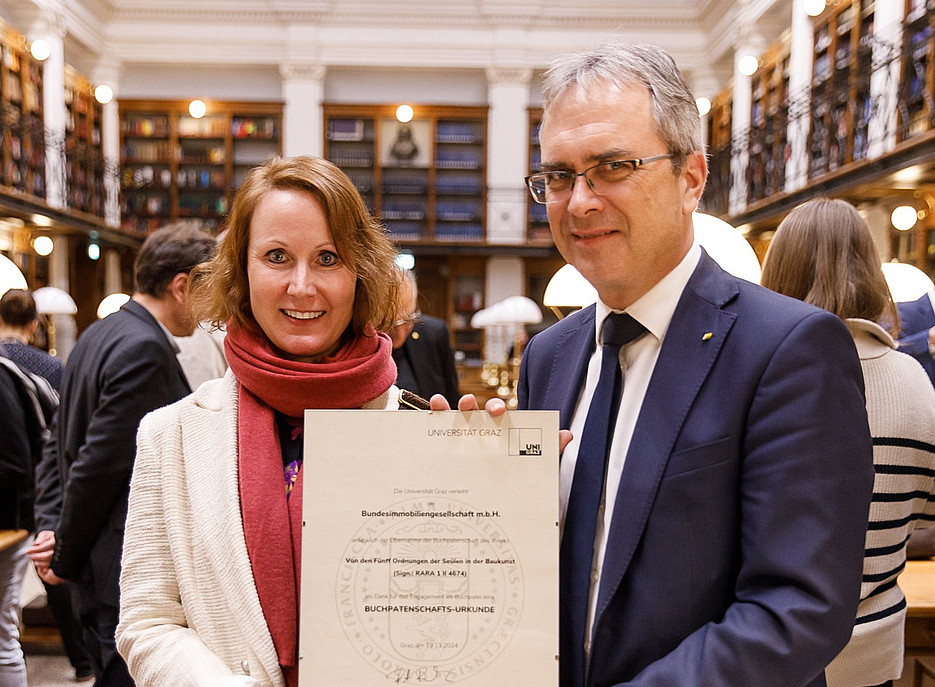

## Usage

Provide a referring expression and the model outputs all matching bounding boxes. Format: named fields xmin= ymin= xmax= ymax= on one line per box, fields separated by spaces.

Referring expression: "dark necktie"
xmin=560 ymin=312 xmax=646 ymax=687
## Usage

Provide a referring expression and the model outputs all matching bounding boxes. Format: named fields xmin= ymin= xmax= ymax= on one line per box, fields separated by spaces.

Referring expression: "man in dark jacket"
xmin=388 ymin=268 xmax=460 ymax=406
xmin=37 ymin=224 xmax=215 ymax=687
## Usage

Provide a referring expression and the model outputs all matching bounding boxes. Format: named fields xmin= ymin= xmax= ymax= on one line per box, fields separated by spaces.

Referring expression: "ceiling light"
xmin=189 ymin=99 xmax=207 ymax=119
xmin=804 ymin=0 xmax=826 ymax=17
xmin=891 ymin=205 xmax=919 ymax=231
xmin=696 ymin=97 xmax=712 ymax=117
xmin=395 ymin=104 xmax=414 ymax=123
xmin=738 ymin=55 xmax=759 ymax=77
xmin=94 ymin=84 xmax=114 ymax=105
xmin=30 ymin=39 xmax=51 ymax=61
xmin=32 ymin=235 xmax=53 ymax=256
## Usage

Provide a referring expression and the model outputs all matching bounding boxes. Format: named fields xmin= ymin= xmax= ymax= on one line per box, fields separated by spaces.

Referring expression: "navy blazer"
xmin=897 ymin=294 xmax=935 ymax=388
xmin=50 ymin=300 xmax=191 ymax=604
xmin=519 ymin=252 xmax=874 ymax=687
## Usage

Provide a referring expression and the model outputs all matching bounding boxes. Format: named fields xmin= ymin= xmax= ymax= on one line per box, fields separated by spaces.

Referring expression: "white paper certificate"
xmin=300 ymin=409 xmax=559 ymax=687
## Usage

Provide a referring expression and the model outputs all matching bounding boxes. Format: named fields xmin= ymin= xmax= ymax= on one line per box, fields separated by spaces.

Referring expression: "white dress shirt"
xmin=558 ymin=243 xmax=702 ymax=652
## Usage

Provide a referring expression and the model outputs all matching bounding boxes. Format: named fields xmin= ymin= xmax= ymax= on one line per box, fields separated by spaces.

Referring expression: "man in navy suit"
xmin=37 ymin=224 xmax=216 ymax=687
xmin=897 ymin=292 xmax=935 ymax=387
xmin=516 ymin=44 xmax=874 ymax=687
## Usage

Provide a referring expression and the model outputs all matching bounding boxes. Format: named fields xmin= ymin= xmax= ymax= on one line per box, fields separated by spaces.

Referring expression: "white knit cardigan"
xmin=825 ymin=319 xmax=935 ymax=686
xmin=116 ymin=371 xmax=400 ymax=687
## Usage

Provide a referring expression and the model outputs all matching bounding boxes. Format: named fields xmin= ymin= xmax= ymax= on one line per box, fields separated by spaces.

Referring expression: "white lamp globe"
xmin=804 ymin=0 xmax=826 ymax=17
xmin=395 ymin=105 xmax=414 ymax=123
xmin=97 ymin=293 xmax=130 ymax=319
xmin=189 ymin=99 xmax=207 ymax=119
xmin=891 ymin=205 xmax=918 ymax=231
xmin=881 ymin=262 xmax=935 ymax=303
xmin=693 ymin=212 xmax=762 ymax=283
xmin=738 ymin=55 xmax=759 ymax=77
xmin=94 ymin=84 xmax=114 ymax=105
xmin=0 ymin=254 xmax=27 ymax=297
xmin=32 ymin=235 xmax=54 ymax=256
xmin=30 ymin=39 xmax=51 ymax=61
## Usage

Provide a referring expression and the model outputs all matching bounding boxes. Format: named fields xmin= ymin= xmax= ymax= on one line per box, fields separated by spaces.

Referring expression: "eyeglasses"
xmin=393 ymin=310 xmax=421 ymax=328
xmin=524 ymin=154 xmax=674 ymax=205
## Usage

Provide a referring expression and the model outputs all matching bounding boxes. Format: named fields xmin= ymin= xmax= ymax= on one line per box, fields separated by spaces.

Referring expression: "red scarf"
xmin=225 ymin=322 xmax=396 ymax=684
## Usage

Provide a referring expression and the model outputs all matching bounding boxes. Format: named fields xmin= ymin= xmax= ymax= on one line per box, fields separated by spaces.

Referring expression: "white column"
xmin=691 ymin=72 xmax=721 ymax=150
xmin=31 ymin=9 xmax=67 ymax=209
xmin=485 ymin=255 xmax=525 ymax=306
xmin=49 ymin=235 xmax=75 ymax=360
xmin=485 ymin=66 xmax=532 ymax=245
xmin=280 ymin=63 xmax=326 ymax=157
xmin=785 ymin=0 xmax=814 ymax=192
xmin=868 ymin=1 xmax=905 ymax=158
xmin=103 ymin=248 xmax=122 ymax=295
xmin=728 ymin=35 xmax=763 ymax=215
xmin=93 ymin=57 xmax=121 ymax=228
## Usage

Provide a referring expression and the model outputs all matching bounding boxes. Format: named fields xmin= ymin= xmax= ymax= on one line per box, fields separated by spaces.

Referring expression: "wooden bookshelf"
xmin=0 ymin=24 xmax=44 ymax=199
xmin=323 ymin=103 xmax=487 ymax=244
xmin=526 ymin=108 xmax=550 ymax=242
xmin=899 ymin=0 xmax=935 ymax=141
xmin=702 ymin=87 xmax=733 ymax=216
xmin=808 ymin=0 xmax=876 ymax=179
xmin=747 ymin=37 xmax=791 ymax=203
xmin=119 ymin=99 xmax=282 ymax=235
xmin=64 ymin=65 xmax=105 ymax=218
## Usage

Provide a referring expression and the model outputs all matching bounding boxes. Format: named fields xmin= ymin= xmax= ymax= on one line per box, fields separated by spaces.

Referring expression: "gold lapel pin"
xmin=702 ymin=332 xmax=713 ymax=341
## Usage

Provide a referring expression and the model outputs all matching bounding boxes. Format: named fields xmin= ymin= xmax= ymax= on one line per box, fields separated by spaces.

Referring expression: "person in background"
xmin=451 ymin=42 xmax=873 ymax=687
xmin=388 ymin=267 xmax=460 ymax=407
xmin=0 ymin=338 xmax=54 ymax=687
xmin=39 ymin=224 xmax=216 ymax=687
xmin=174 ymin=323 xmax=228 ymax=389
xmin=115 ymin=156 xmax=406 ymax=687
xmin=0 ymin=289 xmax=94 ymax=682
xmin=761 ymin=197 xmax=935 ymax=687
xmin=0 ymin=289 xmax=62 ymax=389
xmin=895 ymin=290 xmax=935 ymax=389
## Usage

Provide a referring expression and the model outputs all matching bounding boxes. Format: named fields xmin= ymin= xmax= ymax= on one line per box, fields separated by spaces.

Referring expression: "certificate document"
xmin=300 ymin=409 xmax=559 ymax=686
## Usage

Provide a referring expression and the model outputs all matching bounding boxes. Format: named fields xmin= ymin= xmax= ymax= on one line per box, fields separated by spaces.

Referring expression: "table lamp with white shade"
xmin=471 ymin=296 xmax=542 ymax=407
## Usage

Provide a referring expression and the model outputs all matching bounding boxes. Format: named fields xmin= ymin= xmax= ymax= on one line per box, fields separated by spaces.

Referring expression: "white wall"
xmin=119 ymin=64 xmax=283 ymax=101
xmin=323 ymin=67 xmax=487 ymax=105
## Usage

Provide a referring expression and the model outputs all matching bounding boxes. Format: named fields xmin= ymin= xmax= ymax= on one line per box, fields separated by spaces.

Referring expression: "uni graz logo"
xmin=337 ymin=498 xmax=523 ymax=683
xmin=509 ymin=428 xmax=542 ymax=456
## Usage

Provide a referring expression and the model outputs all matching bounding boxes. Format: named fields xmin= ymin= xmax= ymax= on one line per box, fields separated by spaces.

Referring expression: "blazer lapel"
xmin=596 ymin=255 xmax=738 ymax=613
xmin=550 ymin=306 xmax=596 ymax=432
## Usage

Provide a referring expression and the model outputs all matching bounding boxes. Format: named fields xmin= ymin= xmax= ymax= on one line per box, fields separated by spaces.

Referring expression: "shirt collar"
xmin=595 ymin=242 xmax=702 ymax=345
xmin=157 ymin=320 xmax=181 ymax=354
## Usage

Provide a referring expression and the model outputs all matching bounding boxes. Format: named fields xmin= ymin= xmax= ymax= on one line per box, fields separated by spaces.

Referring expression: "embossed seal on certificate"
xmin=337 ymin=497 xmax=523 ymax=683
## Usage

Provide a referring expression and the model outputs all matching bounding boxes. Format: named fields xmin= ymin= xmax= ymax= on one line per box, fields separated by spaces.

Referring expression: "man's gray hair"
xmin=541 ymin=43 xmax=705 ymax=169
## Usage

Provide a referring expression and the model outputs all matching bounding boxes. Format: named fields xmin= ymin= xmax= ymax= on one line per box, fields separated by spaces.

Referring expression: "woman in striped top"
xmin=761 ymin=197 xmax=935 ymax=687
